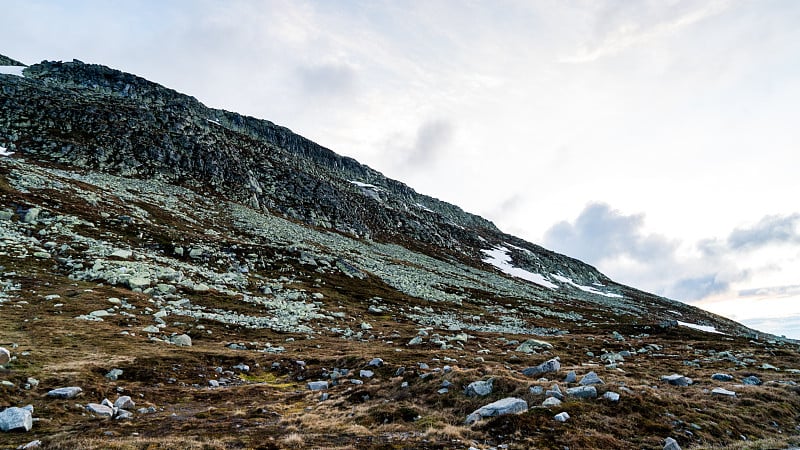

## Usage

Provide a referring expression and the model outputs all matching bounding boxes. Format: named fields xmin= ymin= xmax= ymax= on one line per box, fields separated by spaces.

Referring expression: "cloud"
xmin=669 ymin=274 xmax=730 ymax=301
xmin=400 ymin=119 xmax=455 ymax=168
xmin=543 ymin=202 xmax=676 ymax=265
xmin=295 ymin=62 xmax=357 ymax=97
xmin=727 ymin=213 xmax=800 ymax=250
xmin=561 ymin=0 xmax=732 ymax=63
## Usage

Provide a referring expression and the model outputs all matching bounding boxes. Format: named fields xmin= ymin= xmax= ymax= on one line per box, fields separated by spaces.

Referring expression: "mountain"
xmin=1 ymin=54 xmax=799 ymax=450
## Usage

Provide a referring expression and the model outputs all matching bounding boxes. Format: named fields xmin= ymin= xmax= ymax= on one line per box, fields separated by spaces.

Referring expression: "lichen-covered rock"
xmin=465 ymin=397 xmax=528 ymax=425
xmin=0 ymin=406 xmax=33 ymax=432
xmin=521 ymin=358 xmax=560 ymax=377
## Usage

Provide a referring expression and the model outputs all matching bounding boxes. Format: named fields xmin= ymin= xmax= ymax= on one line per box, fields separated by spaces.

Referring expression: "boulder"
xmin=603 ymin=391 xmax=620 ymax=402
xmin=86 ymin=403 xmax=114 ymax=418
xmin=661 ymin=374 xmax=692 ymax=386
xmin=554 ymin=411 xmax=570 ymax=422
xmin=521 ymin=358 xmax=560 ymax=377
xmin=742 ymin=375 xmax=762 ymax=386
xmin=46 ymin=386 xmax=82 ymax=399
xmin=0 ymin=406 xmax=33 ymax=432
xmin=711 ymin=373 xmax=733 ymax=382
xmin=114 ymin=395 xmax=135 ymax=409
xmin=664 ymin=437 xmax=682 ymax=450
xmin=579 ymin=371 xmax=604 ymax=386
xmin=170 ymin=334 xmax=192 ymax=346
xmin=711 ymin=387 xmax=736 ymax=397
xmin=105 ymin=368 xmax=123 ymax=381
xmin=465 ymin=379 xmax=494 ymax=397
xmin=307 ymin=381 xmax=328 ymax=391
xmin=546 ymin=384 xmax=564 ymax=400
xmin=515 ymin=339 xmax=552 ymax=353
xmin=368 ymin=358 xmax=384 ymax=367
xmin=465 ymin=397 xmax=528 ymax=425
xmin=0 ymin=347 xmax=9 ymax=365
xmin=564 ymin=370 xmax=577 ymax=383
xmin=359 ymin=370 xmax=374 ymax=378
xmin=566 ymin=385 xmax=597 ymax=399
xmin=541 ymin=396 xmax=562 ymax=407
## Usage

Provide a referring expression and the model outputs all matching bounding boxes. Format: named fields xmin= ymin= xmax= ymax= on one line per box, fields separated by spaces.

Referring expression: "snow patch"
xmin=0 ymin=146 xmax=14 ymax=157
xmin=481 ymin=246 xmax=558 ymax=289
xmin=206 ymin=118 xmax=221 ymax=126
xmin=415 ymin=203 xmax=434 ymax=213
xmin=349 ymin=180 xmax=380 ymax=190
xmin=0 ymin=66 xmax=24 ymax=77
xmin=551 ymin=274 xmax=623 ymax=298
xmin=678 ymin=321 xmax=723 ymax=334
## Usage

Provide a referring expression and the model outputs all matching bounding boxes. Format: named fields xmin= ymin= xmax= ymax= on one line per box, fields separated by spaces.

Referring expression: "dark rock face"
xmin=0 ymin=58 xmax=767 ymax=335
xmin=0 ymin=54 xmax=26 ymax=66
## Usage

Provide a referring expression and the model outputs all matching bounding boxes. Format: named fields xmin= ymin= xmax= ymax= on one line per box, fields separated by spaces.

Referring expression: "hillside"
xmin=0 ymin=55 xmax=799 ymax=450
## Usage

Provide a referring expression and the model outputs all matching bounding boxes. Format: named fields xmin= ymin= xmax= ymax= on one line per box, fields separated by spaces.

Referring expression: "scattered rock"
xmin=359 ymin=370 xmax=374 ymax=378
xmin=664 ymin=437 xmax=682 ymax=450
xmin=711 ymin=387 xmax=736 ymax=397
xmin=0 ymin=347 xmax=9 ymax=365
xmin=86 ymin=403 xmax=114 ymax=418
xmin=542 ymin=396 xmax=562 ymax=407
xmin=566 ymin=385 xmax=597 ymax=399
xmin=564 ymin=370 xmax=577 ymax=383
xmin=515 ymin=339 xmax=552 ymax=353
xmin=529 ymin=385 xmax=544 ymax=395
xmin=661 ymin=374 xmax=692 ymax=386
xmin=711 ymin=373 xmax=734 ymax=382
xmin=408 ymin=336 xmax=423 ymax=346
xmin=521 ymin=357 xmax=560 ymax=377
xmin=554 ymin=411 xmax=570 ymax=422
xmin=105 ymin=369 xmax=123 ymax=381
xmin=0 ymin=406 xmax=33 ymax=432
xmin=742 ymin=376 xmax=762 ymax=386
xmin=465 ymin=397 xmax=528 ymax=425
xmin=578 ymin=371 xmax=604 ymax=386
xmin=114 ymin=396 xmax=135 ymax=409
xmin=368 ymin=358 xmax=384 ymax=367
xmin=169 ymin=334 xmax=192 ymax=346
xmin=308 ymin=381 xmax=328 ymax=391
xmin=17 ymin=439 xmax=42 ymax=449
xmin=465 ymin=378 xmax=494 ymax=397
xmin=110 ymin=249 xmax=132 ymax=259
xmin=603 ymin=391 xmax=620 ymax=402
xmin=546 ymin=384 xmax=564 ymax=400
xmin=46 ymin=386 xmax=82 ymax=399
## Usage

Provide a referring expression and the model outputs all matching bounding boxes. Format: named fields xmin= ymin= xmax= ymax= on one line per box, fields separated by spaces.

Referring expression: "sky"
xmin=2 ymin=0 xmax=799 ymax=338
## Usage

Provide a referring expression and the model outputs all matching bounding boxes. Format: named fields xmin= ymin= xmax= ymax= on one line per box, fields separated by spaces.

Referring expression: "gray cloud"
xmin=543 ymin=202 xmax=676 ymax=265
xmin=727 ymin=213 xmax=800 ymax=250
xmin=739 ymin=284 xmax=800 ymax=298
xmin=401 ymin=119 xmax=454 ymax=167
xmin=669 ymin=275 xmax=731 ymax=301
xmin=296 ymin=62 xmax=357 ymax=97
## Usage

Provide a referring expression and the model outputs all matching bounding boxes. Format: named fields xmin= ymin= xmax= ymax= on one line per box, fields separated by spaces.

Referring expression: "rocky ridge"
xmin=0 ymin=53 xmax=799 ymax=450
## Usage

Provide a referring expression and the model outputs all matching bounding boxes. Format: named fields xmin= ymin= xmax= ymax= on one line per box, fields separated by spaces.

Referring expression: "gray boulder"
xmin=465 ymin=378 xmax=494 ymax=397
xmin=541 ymin=396 xmax=562 ymax=407
xmin=47 ymin=386 xmax=83 ymax=399
xmin=711 ymin=373 xmax=733 ymax=382
xmin=521 ymin=358 xmax=560 ymax=377
xmin=664 ymin=437 xmax=682 ymax=450
xmin=105 ymin=368 xmax=123 ymax=381
xmin=515 ymin=339 xmax=552 ymax=353
xmin=579 ymin=371 xmax=604 ymax=386
xmin=114 ymin=395 xmax=135 ymax=409
xmin=307 ymin=381 xmax=328 ymax=391
xmin=742 ymin=375 xmax=762 ymax=386
xmin=0 ymin=407 xmax=33 ymax=432
xmin=554 ymin=411 xmax=570 ymax=422
xmin=465 ymin=397 xmax=528 ymax=425
xmin=661 ymin=374 xmax=692 ymax=386
xmin=0 ymin=347 xmax=9 ymax=365
xmin=170 ymin=334 xmax=192 ymax=347
xmin=603 ymin=391 xmax=620 ymax=402
xmin=566 ymin=385 xmax=597 ymax=399
xmin=564 ymin=370 xmax=577 ymax=383
xmin=86 ymin=403 xmax=114 ymax=418
xmin=546 ymin=383 xmax=564 ymax=400
xmin=711 ymin=387 xmax=736 ymax=397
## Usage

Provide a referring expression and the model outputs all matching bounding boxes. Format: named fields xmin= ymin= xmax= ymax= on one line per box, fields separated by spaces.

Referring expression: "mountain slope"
xmin=1 ymin=55 xmax=799 ymax=450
